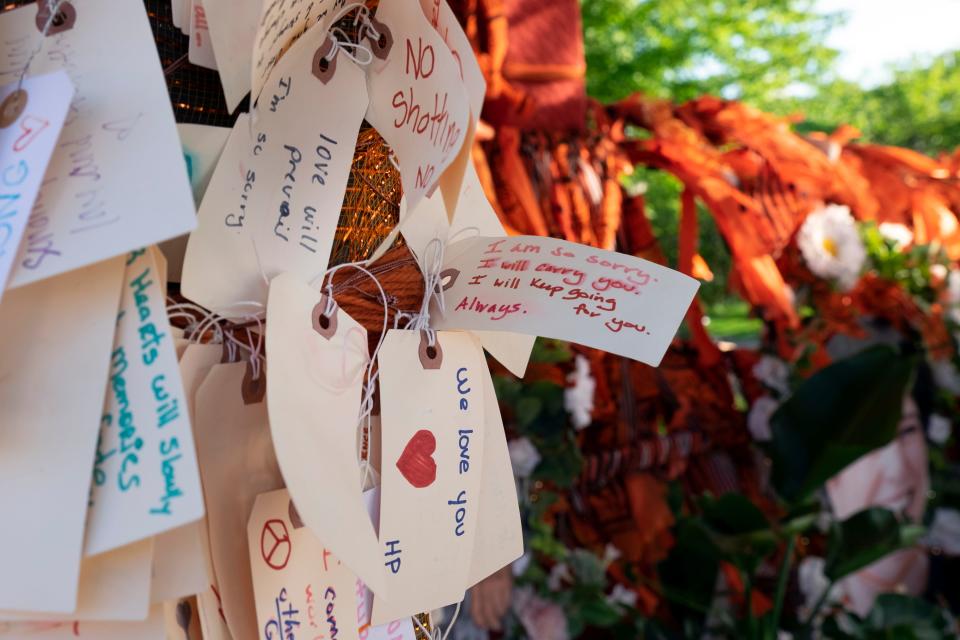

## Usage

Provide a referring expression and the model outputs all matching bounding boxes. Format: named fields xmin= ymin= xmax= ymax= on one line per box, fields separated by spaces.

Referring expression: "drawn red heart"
xmin=13 ymin=115 xmax=50 ymax=153
xmin=396 ymin=429 xmax=437 ymax=488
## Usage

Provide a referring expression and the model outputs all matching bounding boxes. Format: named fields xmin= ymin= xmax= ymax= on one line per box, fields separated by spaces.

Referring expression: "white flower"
xmin=606 ymin=584 xmax=638 ymax=609
xmin=752 ymin=355 xmax=790 ymax=397
xmin=931 ymin=359 xmax=960 ymax=396
xmin=930 ymin=263 xmax=948 ymax=282
xmin=512 ymin=552 xmax=532 ymax=577
xmin=878 ymin=222 xmax=914 ymax=250
xmin=564 ymin=355 xmax=595 ymax=430
xmin=924 ymin=508 xmax=960 ymax=555
xmin=948 ymin=270 xmax=960 ymax=305
xmin=747 ymin=396 xmax=779 ymax=442
xmin=508 ymin=438 xmax=541 ymax=478
xmin=797 ymin=556 xmax=844 ymax=618
xmin=547 ymin=563 xmax=571 ymax=591
xmin=929 ymin=414 xmax=952 ymax=445
xmin=797 ymin=204 xmax=867 ymax=290
xmin=601 ymin=543 xmax=622 ymax=568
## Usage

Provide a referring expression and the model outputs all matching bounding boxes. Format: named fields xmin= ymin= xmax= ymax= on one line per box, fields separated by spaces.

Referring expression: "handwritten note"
xmin=188 ymin=0 xmax=218 ymax=70
xmin=0 ymin=71 xmax=73 ymax=297
xmin=266 ymin=272 xmax=388 ymax=596
xmin=250 ymin=31 xmax=368 ymax=288
xmin=436 ymin=236 xmax=700 ymax=366
xmin=248 ymin=489 xmax=362 ymax=640
xmin=372 ymin=330 xmax=486 ymax=623
xmin=251 ymin=0 xmax=343 ymax=103
xmin=202 ymin=0 xmax=260 ymax=112
xmin=195 ymin=362 xmax=285 ymax=640
xmin=365 ymin=0 xmax=470 ymax=210
xmin=0 ymin=256 xmax=124 ymax=613
xmin=0 ymin=1 xmax=196 ymax=289
xmin=85 ymin=249 xmax=204 ymax=556
xmin=0 ymin=606 xmax=165 ymax=640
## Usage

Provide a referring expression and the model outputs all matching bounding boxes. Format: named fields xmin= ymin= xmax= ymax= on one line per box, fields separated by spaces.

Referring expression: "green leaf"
xmin=579 ymin=594 xmax=624 ymax=628
xmin=515 ymin=396 xmax=543 ymax=429
xmin=769 ymin=345 xmax=916 ymax=503
xmin=700 ymin=493 xmax=769 ymax=535
xmin=569 ymin=548 xmax=607 ymax=589
xmin=824 ymin=507 xmax=925 ymax=581
xmin=863 ymin=594 xmax=953 ymax=639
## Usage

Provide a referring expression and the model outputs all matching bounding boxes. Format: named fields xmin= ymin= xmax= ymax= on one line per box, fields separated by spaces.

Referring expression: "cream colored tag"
xmin=0 ymin=539 xmax=153 ymax=622
xmin=203 ymin=0 xmax=260 ymax=112
xmin=437 ymin=236 xmax=700 ymax=366
xmin=0 ymin=1 xmax=196 ymax=289
xmin=365 ymin=0 xmax=470 ymax=210
xmin=150 ymin=522 xmax=208 ymax=604
xmin=250 ymin=36 xmax=368 ymax=290
xmin=372 ymin=330 xmax=485 ymax=623
xmin=467 ymin=355 xmax=523 ymax=585
xmin=85 ymin=249 xmax=205 ymax=556
xmin=251 ymin=0 xmax=339 ymax=103
xmin=195 ymin=362 xmax=285 ymax=640
xmin=419 ymin=0 xmax=486 ymax=220
xmin=0 ymin=256 xmax=124 ymax=612
xmin=0 ymin=606 xmax=165 ymax=639
xmin=162 ymin=597 xmax=202 ymax=639
xmin=266 ymin=272 xmax=387 ymax=595
xmin=447 ymin=163 xmax=534 ymax=377
xmin=181 ymin=113 xmax=268 ymax=318
xmin=248 ymin=489 xmax=361 ymax=640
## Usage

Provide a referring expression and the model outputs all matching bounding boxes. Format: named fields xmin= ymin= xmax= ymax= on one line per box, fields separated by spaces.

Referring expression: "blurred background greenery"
xmin=580 ymin=0 xmax=960 ymax=342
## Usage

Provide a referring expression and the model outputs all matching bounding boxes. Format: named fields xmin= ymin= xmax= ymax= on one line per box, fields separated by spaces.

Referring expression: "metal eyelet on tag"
xmin=0 ymin=90 xmax=27 ymax=128
xmin=311 ymin=35 xmax=338 ymax=84
xmin=36 ymin=1 xmax=76 ymax=36
xmin=439 ymin=268 xmax=460 ymax=291
xmin=311 ymin=295 xmax=338 ymax=339
xmin=418 ymin=331 xmax=443 ymax=369
xmin=362 ymin=16 xmax=393 ymax=60
xmin=242 ymin=362 xmax=267 ymax=405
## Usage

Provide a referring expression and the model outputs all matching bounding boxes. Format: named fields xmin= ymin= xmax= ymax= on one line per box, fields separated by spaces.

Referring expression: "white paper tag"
xmin=0 ymin=539 xmax=153 ymax=623
xmin=171 ymin=0 xmax=185 ymax=30
xmin=150 ymin=522 xmax=208 ymax=604
xmin=195 ymin=362 xmax=285 ymax=640
xmin=365 ymin=0 xmax=470 ymax=210
xmin=436 ymin=236 xmax=700 ymax=366
xmin=203 ymin=0 xmax=260 ymax=112
xmin=159 ymin=122 xmax=231 ymax=284
xmin=188 ymin=0 xmax=219 ymax=70
xmin=0 ymin=256 xmax=125 ymax=613
xmin=266 ymin=271 xmax=387 ymax=596
xmin=447 ymin=163 xmax=534 ymax=377
xmin=0 ymin=1 xmax=196 ymax=289
xmin=467 ymin=355 xmax=522 ymax=585
xmin=248 ymin=489 xmax=362 ymax=640
xmin=0 ymin=605 xmax=165 ymax=640
xmin=85 ymin=249 xmax=205 ymax=556
xmin=251 ymin=0 xmax=341 ymax=104
xmin=250 ymin=35 xmax=368 ymax=288
xmin=181 ymin=113 xmax=268 ymax=316
xmin=372 ymin=330 xmax=485 ymax=623
xmin=0 ymin=70 xmax=73 ymax=297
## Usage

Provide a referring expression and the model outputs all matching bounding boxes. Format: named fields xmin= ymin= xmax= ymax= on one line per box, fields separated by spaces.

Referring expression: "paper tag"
xmin=365 ymin=0 xmax=470 ymax=210
xmin=0 ymin=256 xmax=124 ymax=612
xmin=0 ymin=606 xmax=165 ymax=639
xmin=436 ymin=236 xmax=700 ymax=366
xmin=250 ymin=35 xmax=368 ymax=288
xmin=188 ymin=0 xmax=218 ymax=70
xmin=181 ymin=0 xmax=192 ymax=35
xmin=85 ymin=249 xmax=204 ymax=556
xmin=419 ymin=0 xmax=485 ymax=218
xmin=467 ymin=355 xmax=522 ymax=585
xmin=372 ymin=330 xmax=485 ymax=623
xmin=251 ymin=0 xmax=340 ymax=103
xmin=162 ymin=598 xmax=202 ymax=639
xmin=447 ymin=162 xmax=534 ymax=377
xmin=266 ymin=272 xmax=387 ymax=596
xmin=181 ymin=113 xmax=268 ymax=316
xmin=151 ymin=522 xmax=208 ymax=604
xmin=158 ymin=122 xmax=230 ymax=284
xmin=203 ymin=0 xmax=259 ymax=112
xmin=248 ymin=489 xmax=362 ymax=640
xmin=0 ymin=71 xmax=73 ymax=297
xmin=171 ymin=0 xmax=185 ymax=30
xmin=0 ymin=1 xmax=196 ymax=289
xmin=0 ymin=539 xmax=153 ymax=622
xmin=195 ymin=362 xmax=285 ymax=640
xmin=355 ymin=489 xmax=417 ymax=640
